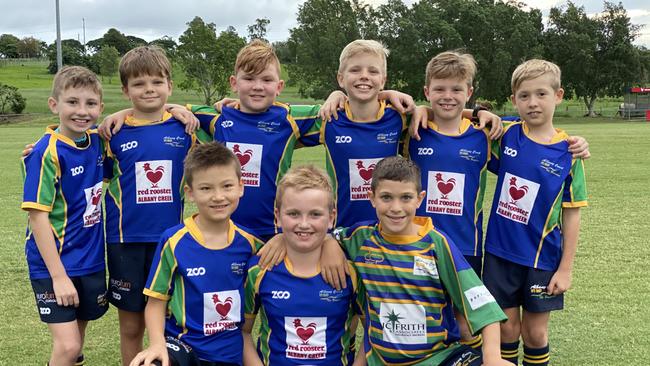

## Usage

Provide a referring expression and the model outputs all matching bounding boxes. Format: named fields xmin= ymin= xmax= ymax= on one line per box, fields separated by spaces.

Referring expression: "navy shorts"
xmin=440 ymin=345 xmax=482 ymax=366
xmin=464 ymin=255 xmax=483 ymax=278
xmin=31 ymin=270 xmax=108 ymax=323
xmin=107 ymin=242 xmax=157 ymax=312
xmin=483 ymin=253 xmax=563 ymax=312
xmin=145 ymin=336 xmax=239 ymax=366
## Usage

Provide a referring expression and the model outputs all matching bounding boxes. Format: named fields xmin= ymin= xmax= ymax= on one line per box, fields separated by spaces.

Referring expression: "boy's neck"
xmin=193 ymin=214 xmax=231 ymax=249
xmin=523 ymin=121 xmax=557 ymax=143
xmin=347 ymin=98 xmax=381 ymax=122
xmin=131 ymin=108 xmax=166 ymax=122
xmin=432 ymin=115 xmax=464 ymax=135
xmin=286 ymin=246 xmax=322 ymax=277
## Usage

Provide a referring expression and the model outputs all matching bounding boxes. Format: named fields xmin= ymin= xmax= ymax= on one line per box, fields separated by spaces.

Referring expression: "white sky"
xmin=1 ymin=0 xmax=648 ymax=47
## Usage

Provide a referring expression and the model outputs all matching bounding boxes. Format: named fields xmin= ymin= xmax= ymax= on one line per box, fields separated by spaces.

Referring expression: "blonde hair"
xmin=51 ymin=66 xmax=102 ymax=100
xmin=234 ymin=39 xmax=281 ymax=76
xmin=338 ymin=39 xmax=389 ymax=74
xmin=276 ymin=165 xmax=334 ymax=210
xmin=425 ymin=51 xmax=476 ymax=88
xmin=511 ymin=59 xmax=561 ymax=93
xmin=119 ymin=45 xmax=172 ymax=86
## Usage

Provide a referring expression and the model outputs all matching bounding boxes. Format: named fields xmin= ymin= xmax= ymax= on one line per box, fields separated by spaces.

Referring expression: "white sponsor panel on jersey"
xmin=203 ymin=290 xmax=240 ymax=335
xmin=83 ymin=181 xmax=103 ymax=227
xmin=227 ymin=142 xmax=263 ymax=187
xmin=135 ymin=160 xmax=173 ymax=204
xmin=464 ymin=285 xmax=496 ymax=310
xmin=425 ymin=171 xmax=465 ymax=216
xmin=349 ymin=158 xmax=382 ymax=201
xmin=284 ymin=316 xmax=327 ymax=360
xmin=496 ymin=172 xmax=540 ymax=225
xmin=413 ymin=256 xmax=439 ymax=279
xmin=380 ymin=303 xmax=427 ymax=344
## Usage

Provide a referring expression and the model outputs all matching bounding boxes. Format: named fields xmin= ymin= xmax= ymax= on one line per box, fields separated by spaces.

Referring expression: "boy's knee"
xmin=522 ymin=326 xmax=548 ymax=347
xmin=500 ymin=318 xmax=521 ymax=341
xmin=53 ymin=338 xmax=82 ymax=359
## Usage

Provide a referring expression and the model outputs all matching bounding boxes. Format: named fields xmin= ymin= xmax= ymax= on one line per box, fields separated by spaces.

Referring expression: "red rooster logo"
xmin=232 ymin=144 xmax=253 ymax=169
xmin=508 ymin=177 xmax=528 ymax=203
xmin=143 ymin=163 xmax=165 ymax=187
xmin=91 ymin=187 xmax=102 ymax=205
xmin=293 ymin=318 xmax=316 ymax=344
xmin=356 ymin=160 xmax=375 ymax=184
xmin=435 ymin=173 xmax=455 ymax=199
xmin=212 ymin=294 xmax=233 ymax=320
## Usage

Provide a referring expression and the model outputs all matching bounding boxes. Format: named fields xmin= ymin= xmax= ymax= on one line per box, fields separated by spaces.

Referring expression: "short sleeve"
xmin=562 ymin=158 xmax=588 ymax=208
xmin=244 ymin=260 xmax=264 ymax=318
xmin=290 ymin=104 xmax=322 ymax=144
xmin=188 ymin=104 xmax=220 ymax=140
xmin=143 ymin=235 xmax=177 ymax=301
xmin=21 ymin=143 xmax=58 ymax=212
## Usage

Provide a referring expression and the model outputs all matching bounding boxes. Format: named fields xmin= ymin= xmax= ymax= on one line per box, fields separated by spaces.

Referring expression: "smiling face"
xmin=230 ymin=62 xmax=284 ymax=114
xmin=185 ymin=163 xmax=244 ymax=226
xmin=424 ymin=77 xmax=473 ymax=126
xmin=275 ymin=187 xmax=335 ymax=254
xmin=122 ymin=73 xmax=172 ymax=116
xmin=511 ymin=74 xmax=563 ymax=128
xmin=337 ymin=52 xmax=386 ymax=104
xmin=48 ymin=86 xmax=104 ymax=140
xmin=369 ymin=179 xmax=425 ymax=236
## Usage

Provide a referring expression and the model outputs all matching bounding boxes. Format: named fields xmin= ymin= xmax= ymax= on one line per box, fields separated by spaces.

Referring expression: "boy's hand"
xmin=166 ymin=104 xmax=199 ymax=134
xmin=257 ymin=234 xmax=286 ymax=269
xmin=320 ymin=90 xmax=347 ymax=122
xmin=320 ymin=236 xmax=349 ymax=290
xmin=409 ymin=106 xmax=431 ymax=141
xmin=214 ymin=98 xmax=240 ymax=113
xmin=21 ymin=143 xmax=35 ymax=157
xmin=52 ymin=274 xmax=79 ymax=307
xmin=547 ymin=268 xmax=572 ymax=295
xmin=567 ymin=136 xmax=590 ymax=159
xmin=99 ymin=109 xmax=132 ymax=140
xmin=129 ymin=343 xmax=168 ymax=366
xmin=379 ymin=90 xmax=416 ymax=114
xmin=476 ymin=110 xmax=503 ymax=140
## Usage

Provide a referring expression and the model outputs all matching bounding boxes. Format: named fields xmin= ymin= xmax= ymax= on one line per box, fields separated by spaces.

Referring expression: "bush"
xmin=0 ymin=83 xmax=27 ymax=114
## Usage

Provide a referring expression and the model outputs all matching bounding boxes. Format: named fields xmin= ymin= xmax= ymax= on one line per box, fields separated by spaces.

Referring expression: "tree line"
xmin=1 ymin=0 xmax=649 ymax=116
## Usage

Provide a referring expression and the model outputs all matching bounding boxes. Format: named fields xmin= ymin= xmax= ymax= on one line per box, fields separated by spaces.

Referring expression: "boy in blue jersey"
xmin=131 ymin=142 xmax=263 ymax=366
xmin=21 ymin=66 xmax=108 ymax=366
xmin=482 ymin=60 xmax=588 ymax=366
xmin=243 ymin=165 xmax=363 ymax=366
xmin=103 ymin=46 xmax=199 ymax=366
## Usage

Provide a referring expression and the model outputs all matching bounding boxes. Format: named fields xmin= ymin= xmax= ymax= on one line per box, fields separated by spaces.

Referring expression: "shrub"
xmin=0 ymin=83 xmax=26 ymax=114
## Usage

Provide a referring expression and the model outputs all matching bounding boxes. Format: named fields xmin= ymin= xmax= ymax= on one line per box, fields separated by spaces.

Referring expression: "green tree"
xmin=177 ymin=17 xmax=246 ymax=105
xmin=248 ymin=18 xmax=270 ymax=42
xmin=46 ymin=39 xmax=89 ymax=74
xmin=545 ymin=1 xmax=641 ymax=116
xmin=0 ymin=34 xmax=20 ymax=58
xmin=94 ymin=46 xmax=120 ymax=84
xmin=126 ymin=35 xmax=147 ymax=50
xmin=273 ymin=40 xmax=295 ymax=64
xmin=0 ymin=83 xmax=27 ymax=114
xmin=102 ymin=28 xmax=131 ymax=55
xmin=16 ymin=37 xmax=46 ymax=58
xmin=150 ymin=36 xmax=178 ymax=60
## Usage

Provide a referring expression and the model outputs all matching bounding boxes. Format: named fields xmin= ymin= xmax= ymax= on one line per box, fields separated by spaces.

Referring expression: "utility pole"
xmin=55 ymin=0 xmax=62 ymax=71
xmin=82 ymin=17 xmax=86 ymax=53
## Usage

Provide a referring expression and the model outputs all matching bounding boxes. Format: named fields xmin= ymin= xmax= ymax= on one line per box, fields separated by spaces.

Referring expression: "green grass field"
xmin=1 ymin=60 xmax=649 ymax=365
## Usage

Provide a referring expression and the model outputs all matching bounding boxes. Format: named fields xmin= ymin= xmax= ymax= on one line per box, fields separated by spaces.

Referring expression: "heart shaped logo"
xmin=509 ymin=186 xmax=527 ymax=201
xmin=437 ymin=181 xmax=454 ymax=195
xmin=236 ymin=153 xmax=251 ymax=167
xmin=91 ymin=188 xmax=102 ymax=205
xmin=215 ymin=302 xmax=231 ymax=317
xmin=296 ymin=326 xmax=314 ymax=342
xmin=146 ymin=170 xmax=163 ymax=184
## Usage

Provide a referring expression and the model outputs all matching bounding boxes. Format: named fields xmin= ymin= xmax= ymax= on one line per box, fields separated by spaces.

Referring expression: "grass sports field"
xmin=1 ymin=60 xmax=649 ymax=365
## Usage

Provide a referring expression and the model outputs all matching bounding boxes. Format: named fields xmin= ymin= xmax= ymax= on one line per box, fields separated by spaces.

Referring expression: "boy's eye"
xmin=380 ymin=194 xmax=392 ymax=201
xmin=401 ymin=195 xmax=414 ymax=202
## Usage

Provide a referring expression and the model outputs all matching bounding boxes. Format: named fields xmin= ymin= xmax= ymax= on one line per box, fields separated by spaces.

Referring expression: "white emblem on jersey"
xmin=380 ymin=303 xmax=427 ymax=344
xmin=425 ymin=171 xmax=465 ymax=216
xmin=284 ymin=316 xmax=327 ymax=360
xmin=349 ymin=158 xmax=382 ymax=201
xmin=203 ymin=290 xmax=240 ymax=335
xmin=464 ymin=285 xmax=496 ymax=310
xmin=413 ymin=256 xmax=439 ymax=279
xmin=135 ymin=160 xmax=173 ymax=204
xmin=496 ymin=173 xmax=540 ymax=225
xmin=227 ymin=142 xmax=263 ymax=187
xmin=83 ymin=181 xmax=103 ymax=227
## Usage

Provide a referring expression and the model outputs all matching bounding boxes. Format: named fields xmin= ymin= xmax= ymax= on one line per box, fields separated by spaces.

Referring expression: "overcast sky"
xmin=1 ymin=0 xmax=648 ymax=47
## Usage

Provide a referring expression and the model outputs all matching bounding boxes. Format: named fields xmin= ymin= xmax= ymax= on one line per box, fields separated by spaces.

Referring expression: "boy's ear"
xmin=276 ymin=79 xmax=285 ymax=97
xmin=416 ymin=190 xmax=426 ymax=208
xmin=510 ymin=94 xmax=516 ymax=107
xmin=183 ymin=184 xmax=193 ymax=202
xmin=273 ymin=207 xmax=281 ymax=229
xmin=337 ymin=72 xmax=345 ymax=89
xmin=229 ymin=75 xmax=238 ymax=92
xmin=168 ymin=79 xmax=173 ymax=95
xmin=238 ymin=178 xmax=245 ymax=198
xmin=47 ymin=97 xmax=58 ymax=114
xmin=423 ymin=85 xmax=430 ymax=100
xmin=555 ymin=87 xmax=564 ymax=104
xmin=367 ymin=190 xmax=377 ymax=208
xmin=121 ymin=85 xmax=129 ymax=98
xmin=329 ymin=207 xmax=337 ymax=230
xmin=467 ymin=86 xmax=474 ymax=101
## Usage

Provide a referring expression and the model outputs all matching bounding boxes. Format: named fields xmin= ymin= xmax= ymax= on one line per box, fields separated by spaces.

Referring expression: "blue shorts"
xmin=107 ymin=242 xmax=157 ymax=312
xmin=482 ymin=252 xmax=563 ymax=312
xmin=144 ymin=336 xmax=238 ymax=366
xmin=31 ymin=270 xmax=108 ymax=323
xmin=464 ymin=255 xmax=483 ymax=278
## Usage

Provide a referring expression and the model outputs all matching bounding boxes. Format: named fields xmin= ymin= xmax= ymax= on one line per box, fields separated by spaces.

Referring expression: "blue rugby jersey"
xmin=104 ymin=113 xmax=196 ymax=243
xmin=334 ymin=217 xmax=506 ymax=365
xmin=245 ymin=256 xmax=361 ymax=365
xmin=190 ymin=103 xmax=320 ymax=237
xmin=21 ymin=126 xmax=105 ymax=279
xmin=300 ymin=101 xmax=406 ymax=227
xmin=404 ymin=118 xmax=491 ymax=257
xmin=485 ymin=122 xmax=588 ymax=270
xmin=144 ymin=216 xmax=262 ymax=364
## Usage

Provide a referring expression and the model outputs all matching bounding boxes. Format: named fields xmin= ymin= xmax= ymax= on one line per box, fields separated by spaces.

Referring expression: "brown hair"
xmin=370 ymin=156 xmax=422 ymax=192
xmin=234 ymin=39 xmax=281 ymax=76
xmin=51 ymin=66 xmax=102 ymax=100
xmin=425 ymin=51 xmax=476 ymax=88
xmin=511 ymin=59 xmax=561 ymax=93
xmin=183 ymin=142 xmax=241 ymax=187
xmin=119 ymin=45 xmax=172 ymax=86
xmin=276 ymin=165 xmax=334 ymax=210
